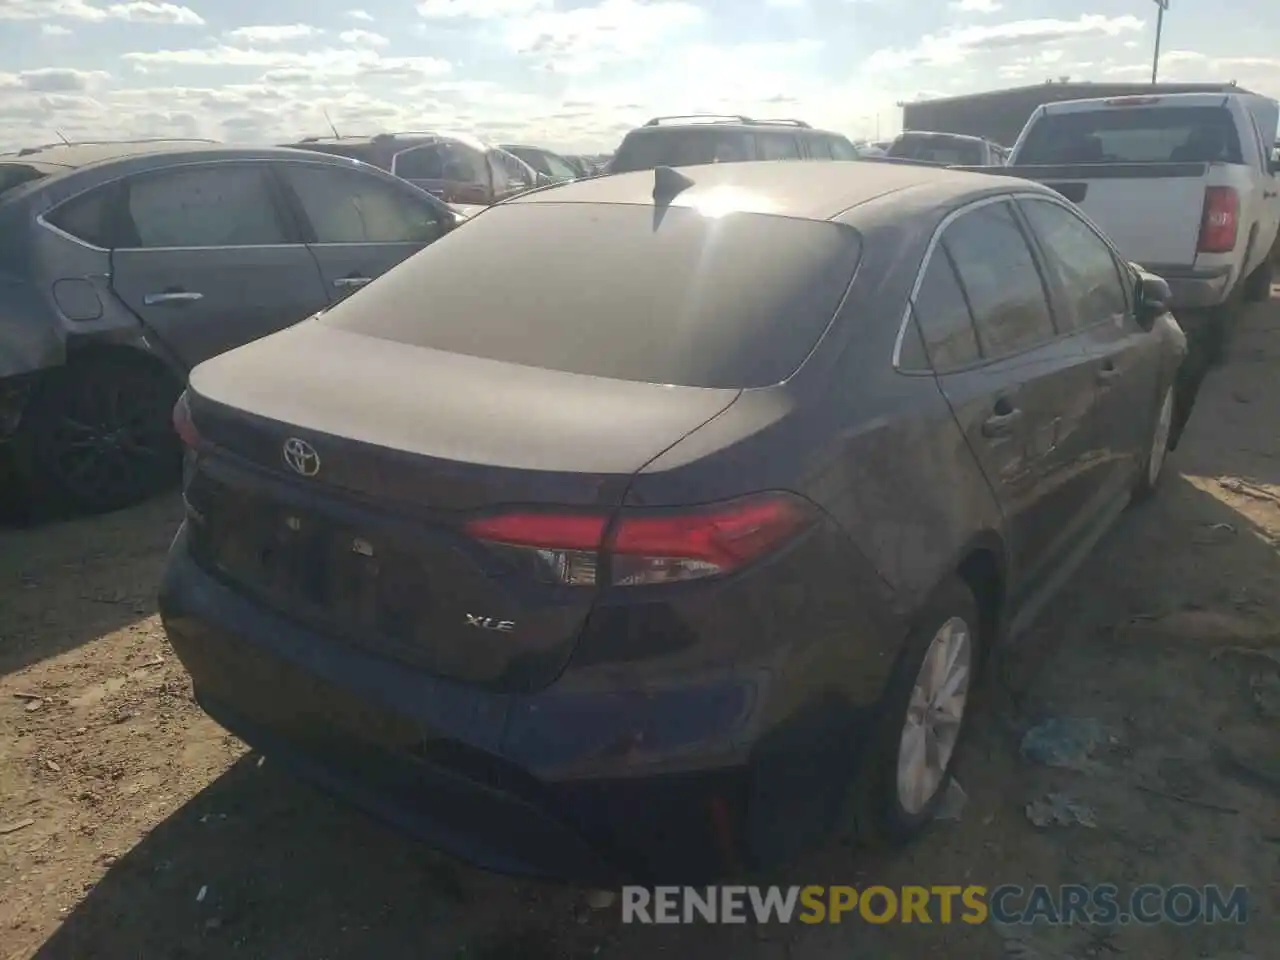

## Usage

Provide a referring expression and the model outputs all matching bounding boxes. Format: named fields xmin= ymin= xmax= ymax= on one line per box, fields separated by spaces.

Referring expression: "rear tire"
xmin=847 ymin=577 xmax=980 ymax=847
xmin=12 ymin=353 xmax=182 ymax=516
xmin=1243 ymin=259 xmax=1273 ymax=303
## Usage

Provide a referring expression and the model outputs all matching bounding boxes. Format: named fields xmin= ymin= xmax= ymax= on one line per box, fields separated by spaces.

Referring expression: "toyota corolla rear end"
xmin=159 ymin=194 xmax=897 ymax=882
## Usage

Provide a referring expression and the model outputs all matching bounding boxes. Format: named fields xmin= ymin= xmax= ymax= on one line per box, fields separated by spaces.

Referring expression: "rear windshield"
xmin=1016 ymin=106 xmax=1244 ymax=164
xmin=290 ymin=142 xmax=384 ymax=166
xmin=0 ymin=163 xmax=49 ymax=200
xmin=888 ymin=135 xmax=986 ymax=165
xmin=321 ymin=202 xmax=861 ymax=389
xmin=611 ymin=128 xmax=758 ymax=173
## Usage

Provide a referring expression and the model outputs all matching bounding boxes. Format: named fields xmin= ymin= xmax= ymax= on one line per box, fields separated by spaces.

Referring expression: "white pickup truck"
xmin=998 ymin=92 xmax=1280 ymax=329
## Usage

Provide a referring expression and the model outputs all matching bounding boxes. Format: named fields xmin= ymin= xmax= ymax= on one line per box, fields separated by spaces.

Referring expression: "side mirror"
xmin=1134 ymin=272 xmax=1171 ymax=330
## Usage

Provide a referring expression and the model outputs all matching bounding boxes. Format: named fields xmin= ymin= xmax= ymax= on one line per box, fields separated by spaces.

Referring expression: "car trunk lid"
xmin=182 ymin=319 xmax=740 ymax=691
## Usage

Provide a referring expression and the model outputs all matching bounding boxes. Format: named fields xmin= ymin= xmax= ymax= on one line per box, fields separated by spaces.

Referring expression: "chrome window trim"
xmin=34 ymin=155 xmax=423 ymax=253
xmin=890 ymin=188 xmax=1126 ymax=374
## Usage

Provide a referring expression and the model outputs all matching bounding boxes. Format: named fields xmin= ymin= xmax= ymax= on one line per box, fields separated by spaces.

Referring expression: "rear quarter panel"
xmin=0 ymin=189 xmax=151 ymax=379
xmin=608 ymin=195 xmax=1005 ymax=715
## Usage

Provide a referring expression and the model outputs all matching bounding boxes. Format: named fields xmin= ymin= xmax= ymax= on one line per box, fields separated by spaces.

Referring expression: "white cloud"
xmin=0 ymin=0 xmax=204 ymax=24
xmin=226 ymin=24 xmax=322 ymax=44
xmin=339 ymin=29 xmax=389 ymax=47
xmin=346 ymin=8 xmax=374 ymax=20
xmin=41 ymin=23 xmax=72 ymax=35
xmin=0 ymin=67 xmax=109 ymax=93
xmin=122 ymin=45 xmax=452 ymax=85
xmin=866 ymin=15 xmax=1144 ymax=71
xmin=417 ymin=0 xmax=549 ymax=18
xmin=950 ymin=0 xmax=1002 ymax=12
xmin=506 ymin=0 xmax=705 ymax=74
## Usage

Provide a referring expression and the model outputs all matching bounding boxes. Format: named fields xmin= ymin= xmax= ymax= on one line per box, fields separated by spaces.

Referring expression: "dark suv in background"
xmin=0 ymin=140 xmax=460 ymax=514
xmin=887 ymin=131 xmax=1008 ymax=166
xmin=282 ymin=132 xmax=550 ymax=206
xmin=608 ymin=115 xmax=862 ymax=173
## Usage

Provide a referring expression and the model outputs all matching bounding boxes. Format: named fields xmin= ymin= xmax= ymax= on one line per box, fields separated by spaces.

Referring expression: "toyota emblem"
xmin=282 ymin=437 xmax=321 ymax=477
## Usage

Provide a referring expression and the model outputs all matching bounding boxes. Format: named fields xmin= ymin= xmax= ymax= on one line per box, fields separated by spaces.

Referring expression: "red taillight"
xmin=172 ymin=391 xmax=201 ymax=448
xmin=463 ymin=493 xmax=817 ymax=588
xmin=1197 ymin=186 xmax=1239 ymax=254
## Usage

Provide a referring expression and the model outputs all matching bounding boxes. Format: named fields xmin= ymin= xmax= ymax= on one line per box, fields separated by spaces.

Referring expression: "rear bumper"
xmin=1145 ymin=263 xmax=1234 ymax=312
xmin=159 ymin=523 xmax=861 ymax=883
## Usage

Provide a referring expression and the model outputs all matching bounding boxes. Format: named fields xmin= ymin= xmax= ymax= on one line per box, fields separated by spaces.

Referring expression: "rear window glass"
xmin=611 ymin=129 xmax=757 ymax=172
xmin=291 ymin=143 xmax=384 ymax=166
xmin=0 ymin=163 xmax=49 ymax=199
xmin=320 ymin=202 xmax=861 ymax=389
xmin=1016 ymin=106 xmax=1244 ymax=164
xmin=888 ymin=136 xmax=986 ymax=165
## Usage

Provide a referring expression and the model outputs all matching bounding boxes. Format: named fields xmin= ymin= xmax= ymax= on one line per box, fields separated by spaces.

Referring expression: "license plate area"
xmin=201 ymin=490 xmax=438 ymax=669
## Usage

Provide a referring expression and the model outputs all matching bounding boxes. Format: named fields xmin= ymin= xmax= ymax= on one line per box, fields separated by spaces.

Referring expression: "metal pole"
xmin=1151 ymin=0 xmax=1167 ymax=84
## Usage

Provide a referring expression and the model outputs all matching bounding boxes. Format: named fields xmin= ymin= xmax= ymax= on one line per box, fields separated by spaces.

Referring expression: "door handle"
xmin=333 ymin=276 xmax=372 ymax=289
xmin=1096 ymin=362 xmax=1121 ymax=385
xmin=1264 ymin=190 xmax=1278 ymax=199
xmin=143 ymin=291 xmax=203 ymax=306
xmin=981 ymin=407 xmax=1022 ymax=438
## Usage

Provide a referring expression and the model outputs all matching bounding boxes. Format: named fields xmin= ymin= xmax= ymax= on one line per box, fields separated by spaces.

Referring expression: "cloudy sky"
xmin=1 ymin=0 xmax=1278 ymax=153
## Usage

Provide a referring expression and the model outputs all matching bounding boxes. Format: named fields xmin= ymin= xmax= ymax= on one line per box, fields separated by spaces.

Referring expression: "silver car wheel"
xmin=1148 ymin=386 xmax=1174 ymax=488
xmin=896 ymin=616 xmax=972 ymax=815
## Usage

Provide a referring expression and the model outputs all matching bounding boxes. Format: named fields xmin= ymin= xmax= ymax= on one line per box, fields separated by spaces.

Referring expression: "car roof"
xmin=2 ymin=139 xmax=229 ymax=168
xmin=510 ymin=160 xmax=1022 ymax=221
xmin=2 ymin=141 xmax=355 ymax=172
xmin=623 ymin=120 xmax=844 ymax=138
xmin=286 ymin=131 xmax=494 ymax=152
xmin=895 ymin=131 xmax=990 ymax=145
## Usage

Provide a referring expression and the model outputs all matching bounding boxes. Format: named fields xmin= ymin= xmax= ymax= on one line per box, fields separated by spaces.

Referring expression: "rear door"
xmin=109 ymin=161 xmax=328 ymax=369
xmin=918 ymin=198 xmax=1099 ymax=597
xmin=1019 ymin=195 xmax=1161 ymax=497
xmin=272 ymin=161 xmax=451 ymax=303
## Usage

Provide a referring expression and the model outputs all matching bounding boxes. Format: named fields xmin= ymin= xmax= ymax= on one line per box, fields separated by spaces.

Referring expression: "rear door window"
xmin=1016 ymin=105 xmax=1244 ymax=164
xmin=391 ymin=144 xmax=445 ymax=180
xmin=45 ymin=186 xmax=117 ymax=248
xmin=756 ymin=132 xmax=802 ymax=160
xmin=123 ymin=164 xmax=289 ymax=248
xmin=944 ymin=201 xmax=1057 ymax=358
xmin=278 ymin=163 xmax=445 ymax=244
xmin=1018 ymin=198 xmax=1129 ymax=329
xmin=910 ymin=245 xmax=981 ymax=371
xmin=319 ymin=202 xmax=861 ymax=388
xmin=827 ymin=136 xmax=861 ymax=160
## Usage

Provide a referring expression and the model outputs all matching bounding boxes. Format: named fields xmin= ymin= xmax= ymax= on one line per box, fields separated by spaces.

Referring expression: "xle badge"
xmin=465 ymin=614 xmax=515 ymax=632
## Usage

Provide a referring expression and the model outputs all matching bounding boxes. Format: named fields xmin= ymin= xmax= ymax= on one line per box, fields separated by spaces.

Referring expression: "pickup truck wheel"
xmin=1134 ymin=384 xmax=1175 ymax=502
xmin=12 ymin=354 xmax=182 ymax=515
xmin=846 ymin=578 xmax=979 ymax=847
xmin=1242 ymin=260 xmax=1273 ymax=303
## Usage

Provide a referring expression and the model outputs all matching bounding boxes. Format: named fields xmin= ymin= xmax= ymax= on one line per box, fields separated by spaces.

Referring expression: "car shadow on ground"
xmin=28 ymin=460 xmax=1280 ymax=960
xmin=0 ymin=494 xmax=183 ymax=678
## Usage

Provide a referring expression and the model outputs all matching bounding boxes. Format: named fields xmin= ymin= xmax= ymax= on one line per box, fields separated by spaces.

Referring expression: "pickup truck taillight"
xmin=1197 ymin=186 xmax=1239 ymax=254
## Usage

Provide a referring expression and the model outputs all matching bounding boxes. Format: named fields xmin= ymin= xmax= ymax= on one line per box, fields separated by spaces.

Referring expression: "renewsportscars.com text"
xmin=621 ymin=884 xmax=1249 ymax=925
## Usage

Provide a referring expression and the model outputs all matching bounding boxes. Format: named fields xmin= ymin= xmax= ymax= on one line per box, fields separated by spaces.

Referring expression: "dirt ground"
xmin=3 ymin=300 xmax=1280 ymax=960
